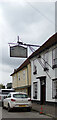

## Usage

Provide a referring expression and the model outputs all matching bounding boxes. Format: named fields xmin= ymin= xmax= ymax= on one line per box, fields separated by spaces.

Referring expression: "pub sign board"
xmin=10 ymin=45 xmax=27 ymax=58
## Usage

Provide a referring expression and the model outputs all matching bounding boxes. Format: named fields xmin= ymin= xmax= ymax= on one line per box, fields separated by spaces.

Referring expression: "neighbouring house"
xmin=10 ymin=59 xmax=31 ymax=97
xmin=29 ymin=33 xmax=57 ymax=117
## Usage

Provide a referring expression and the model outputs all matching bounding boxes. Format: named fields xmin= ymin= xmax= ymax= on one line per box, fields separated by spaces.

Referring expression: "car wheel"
xmin=8 ymin=103 xmax=11 ymax=112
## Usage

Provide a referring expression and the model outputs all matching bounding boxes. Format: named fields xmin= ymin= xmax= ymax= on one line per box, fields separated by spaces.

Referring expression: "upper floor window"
xmin=52 ymin=47 xmax=57 ymax=68
xmin=14 ymin=74 xmax=16 ymax=80
xmin=43 ymin=52 xmax=49 ymax=71
xmin=52 ymin=79 xmax=57 ymax=99
xmin=33 ymin=60 xmax=37 ymax=75
xmin=18 ymin=73 xmax=20 ymax=80
xmin=23 ymin=70 xmax=25 ymax=80
xmin=12 ymin=77 xmax=14 ymax=81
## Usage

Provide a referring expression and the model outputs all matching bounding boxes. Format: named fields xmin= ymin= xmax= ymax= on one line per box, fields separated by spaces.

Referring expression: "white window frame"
xmin=52 ymin=79 xmax=57 ymax=99
xmin=52 ymin=47 xmax=57 ymax=66
xmin=43 ymin=52 xmax=49 ymax=68
xmin=33 ymin=59 xmax=37 ymax=75
xmin=33 ymin=82 xmax=38 ymax=99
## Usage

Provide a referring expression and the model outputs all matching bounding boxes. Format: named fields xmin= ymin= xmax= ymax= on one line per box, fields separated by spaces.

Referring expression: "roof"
xmin=29 ymin=32 xmax=57 ymax=59
xmin=10 ymin=32 xmax=57 ymax=76
xmin=10 ymin=58 xmax=30 ymax=76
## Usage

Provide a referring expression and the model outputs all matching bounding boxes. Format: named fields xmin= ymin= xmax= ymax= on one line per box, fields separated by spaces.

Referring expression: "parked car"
xmin=2 ymin=92 xmax=32 ymax=112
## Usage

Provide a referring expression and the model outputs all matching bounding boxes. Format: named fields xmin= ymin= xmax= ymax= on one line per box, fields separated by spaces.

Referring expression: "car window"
xmin=13 ymin=94 xmax=28 ymax=98
xmin=7 ymin=94 xmax=11 ymax=98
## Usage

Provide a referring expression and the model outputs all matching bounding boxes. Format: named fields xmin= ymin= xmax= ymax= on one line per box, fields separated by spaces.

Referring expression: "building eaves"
xmin=29 ymin=32 xmax=57 ymax=59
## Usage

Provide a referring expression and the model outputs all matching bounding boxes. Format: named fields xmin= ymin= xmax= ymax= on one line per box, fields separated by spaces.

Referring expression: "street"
xmin=0 ymin=107 xmax=53 ymax=119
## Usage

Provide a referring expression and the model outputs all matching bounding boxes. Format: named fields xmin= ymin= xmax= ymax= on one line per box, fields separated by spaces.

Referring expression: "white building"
xmin=30 ymin=33 xmax=57 ymax=117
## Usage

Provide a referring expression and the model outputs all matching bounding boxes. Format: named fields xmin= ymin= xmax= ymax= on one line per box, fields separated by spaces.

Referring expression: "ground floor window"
xmin=52 ymin=79 xmax=57 ymax=98
xmin=33 ymin=82 xmax=37 ymax=99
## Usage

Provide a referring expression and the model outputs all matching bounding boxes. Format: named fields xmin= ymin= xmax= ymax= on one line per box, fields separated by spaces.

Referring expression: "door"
xmin=28 ymin=87 xmax=31 ymax=97
xmin=40 ymin=80 xmax=46 ymax=104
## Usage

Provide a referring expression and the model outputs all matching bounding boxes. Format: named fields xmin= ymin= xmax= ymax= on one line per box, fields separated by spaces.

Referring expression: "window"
xmin=7 ymin=94 xmax=11 ymax=98
xmin=43 ymin=52 xmax=49 ymax=71
xmin=33 ymin=82 xmax=37 ymax=99
xmin=33 ymin=60 xmax=37 ymax=75
xmin=52 ymin=79 xmax=57 ymax=98
xmin=18 ymin=73 xmax=20 ymax=80
xmin=14 ymin=74 xmax=16 ymax=80
xmin=23 ymin=70 xmax=25 ymax=80
xmin=52 ymin=47 xmax=57 ymax=68
xmin=13 ymin=94 xmax=28 ymax=98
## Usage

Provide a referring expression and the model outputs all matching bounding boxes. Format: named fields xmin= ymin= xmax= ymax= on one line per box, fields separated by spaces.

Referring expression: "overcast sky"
xmin=0 ymin=0 xmax=56 ymax=86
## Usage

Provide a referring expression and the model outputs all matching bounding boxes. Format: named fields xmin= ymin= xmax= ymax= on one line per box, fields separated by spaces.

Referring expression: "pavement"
xmin=32 ymin=102 xmax=57 ymax=119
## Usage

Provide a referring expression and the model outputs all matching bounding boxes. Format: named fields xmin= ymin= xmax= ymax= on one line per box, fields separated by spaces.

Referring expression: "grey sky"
xmin=0 ymin=0 xmax=56 ymax=86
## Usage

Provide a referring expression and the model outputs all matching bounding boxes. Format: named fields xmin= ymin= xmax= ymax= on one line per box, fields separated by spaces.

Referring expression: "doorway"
xmin=28 ymin=86 xmax=31 ymax=97
xmin=40 ymin=79 xmax=46 ymax=104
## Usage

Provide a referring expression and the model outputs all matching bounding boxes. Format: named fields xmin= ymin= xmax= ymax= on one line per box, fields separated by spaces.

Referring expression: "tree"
xmin=0 ymin=84 xmax=5 ymax=89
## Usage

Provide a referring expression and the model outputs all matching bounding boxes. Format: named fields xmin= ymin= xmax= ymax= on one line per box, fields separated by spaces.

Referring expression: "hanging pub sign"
xmin=10 ymin=45 xmax=27 ymax=58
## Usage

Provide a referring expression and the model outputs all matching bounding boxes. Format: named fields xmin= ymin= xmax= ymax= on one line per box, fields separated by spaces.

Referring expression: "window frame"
xmin=23 ymin=70 xmax=25 ymax=80
xmin=33 ymin=82 xmax=38 ymax=99
xmin=33 ymin=59 xmax=37 ymax=75
xmin=43 ymin=52 xmax=49 ymax=71
xmin=52 ymin=47 xmax=57 ymax=68
xmin=52 ymin=79 xmax=57 ymax=99
xmin=18 ymin=72 xmax=20 ymax=81
xmin=45 ymin=52 xmax=48 ymax=67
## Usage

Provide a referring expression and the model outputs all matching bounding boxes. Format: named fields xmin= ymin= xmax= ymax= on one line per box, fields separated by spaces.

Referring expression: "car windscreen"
xmin=13 ymin=94 xmax=28 ymax=98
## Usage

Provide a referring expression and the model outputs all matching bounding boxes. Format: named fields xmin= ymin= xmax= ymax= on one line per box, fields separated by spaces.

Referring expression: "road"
xmin=0 ymin=107 xmax=53 ymax=120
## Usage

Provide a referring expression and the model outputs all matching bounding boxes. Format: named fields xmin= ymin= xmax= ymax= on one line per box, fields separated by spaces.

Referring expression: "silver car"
xmin=2 ymin=92 xmax=32 ymax=112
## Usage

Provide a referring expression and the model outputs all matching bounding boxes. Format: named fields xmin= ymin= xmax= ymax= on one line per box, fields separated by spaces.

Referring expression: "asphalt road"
xmin=0 ymin=107 xmax=53 ymax=120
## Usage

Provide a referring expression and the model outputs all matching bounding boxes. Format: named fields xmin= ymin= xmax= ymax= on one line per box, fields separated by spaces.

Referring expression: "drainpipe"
xmin=27 ymin=65 xmax=29 ymax=95
xmin=27 ymin=65 xmax=29 ymax=86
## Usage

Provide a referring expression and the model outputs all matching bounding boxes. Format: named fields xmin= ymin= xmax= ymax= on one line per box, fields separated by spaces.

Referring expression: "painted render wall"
xmin=12 ymin=67 xmax=28 ymax=89
xmin=12 ymin=73 xmax=18 ymax=88
xmin=12 ymin=63 xmax=31 ymax=88
xmin=17 ymin=68 xmax=28 ymax=87
xmin=31 ymin=45 xmax=57 ymax=102
xmin=27 ymin=64 xmax=31 ymax=86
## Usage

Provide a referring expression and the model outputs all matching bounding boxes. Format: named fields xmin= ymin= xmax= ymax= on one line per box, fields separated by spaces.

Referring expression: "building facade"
xmin=30 ymin=33 xmax=57 ymax=117
xmin=11 ymin=59 xmax=31 ymax=97
xmin=11 ymin=33 xmax=57 ymax=117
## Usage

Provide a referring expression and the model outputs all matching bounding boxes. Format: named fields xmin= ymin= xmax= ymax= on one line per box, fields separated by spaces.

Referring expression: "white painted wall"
xmin=31 ymin=45 xmax=57 ymax=102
